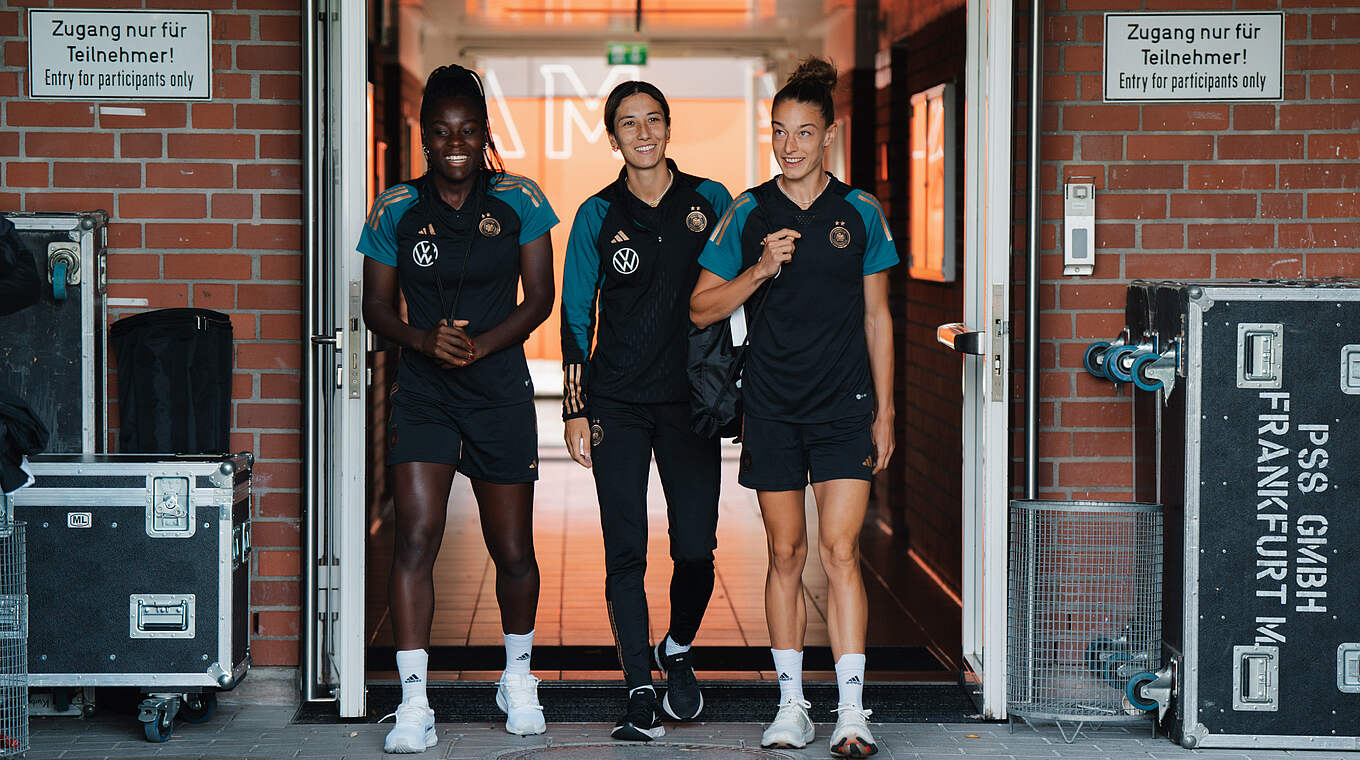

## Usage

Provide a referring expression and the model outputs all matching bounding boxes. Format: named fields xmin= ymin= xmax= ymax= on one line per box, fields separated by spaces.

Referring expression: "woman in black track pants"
xmin=559 ymin=81 xmax=733 ymax=742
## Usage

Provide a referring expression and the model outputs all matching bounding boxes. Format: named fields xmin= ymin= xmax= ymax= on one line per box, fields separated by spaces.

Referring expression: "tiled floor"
xmin=365 ymin=402 xmax=960 ymax=679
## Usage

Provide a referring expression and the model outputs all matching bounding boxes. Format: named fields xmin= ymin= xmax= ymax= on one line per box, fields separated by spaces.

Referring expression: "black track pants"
xmin=590 ymin=398 xmax=721 ymax=689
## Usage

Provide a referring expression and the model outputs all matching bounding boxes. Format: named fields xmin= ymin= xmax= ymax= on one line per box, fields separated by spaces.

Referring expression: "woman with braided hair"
xmin=358 ymin=63 xmax=559 ymax=753
xmin=691 ymin=57 xmax=898 ymax=757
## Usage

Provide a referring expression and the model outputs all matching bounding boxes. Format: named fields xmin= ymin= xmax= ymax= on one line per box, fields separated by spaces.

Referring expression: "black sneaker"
xmin=611 ymin=686 xmax=665 ymax=741
xmin=654 ymin=639 xmax=704 ymax=721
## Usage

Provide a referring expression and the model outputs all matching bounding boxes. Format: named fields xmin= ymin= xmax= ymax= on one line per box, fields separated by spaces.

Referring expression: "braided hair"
xmin=420 ymin=64 xmax=506 ymax=177
xmin=772 ymin=57 xmax=838 ymax=128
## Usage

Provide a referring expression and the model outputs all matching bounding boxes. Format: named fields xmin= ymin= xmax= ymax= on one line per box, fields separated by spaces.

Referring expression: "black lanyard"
xmin=426 ymin=174 xmax=485 ymax=323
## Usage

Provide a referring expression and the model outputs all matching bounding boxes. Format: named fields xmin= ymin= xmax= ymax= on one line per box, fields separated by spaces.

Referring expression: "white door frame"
xmin=960 ymin=0 xmax=1013 ymax=720
xmin=310 ymin=0 xmax=369 ymax=718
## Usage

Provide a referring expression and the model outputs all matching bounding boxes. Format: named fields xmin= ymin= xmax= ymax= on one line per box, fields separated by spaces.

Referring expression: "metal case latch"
xmin=0 ymin=594 xmax=24 ymax=639
xmin=232 ymin=522 xmax=251 ymax=571
xmin=1339 ymin=643 xmax=1360 ymax=693
xmin=1233 ymin=645 xmax=1279 ymax=711
xmin=129 ymin=594 xmax=196 ymax=639
xmin=1236 ymin=323 xmax=1283 ymax=389
xmin=1341 ymin=345 xmax=1360 ymax=396
xmin=146 ymin=476 xmax=195 ymax=538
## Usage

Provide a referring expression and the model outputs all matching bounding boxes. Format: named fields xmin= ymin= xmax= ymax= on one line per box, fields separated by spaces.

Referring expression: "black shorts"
xmin=387 ymin=390 xmax=539 ymax=484
xmin=737 ymin=413 xmax=875 ymax=491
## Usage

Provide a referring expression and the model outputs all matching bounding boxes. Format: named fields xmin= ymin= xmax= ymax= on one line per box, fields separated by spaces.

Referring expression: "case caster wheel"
xmin=1104 ymin=346 xmax=1139 ymax=384
xmin=1131 ymin=352 xmax=1163 ymax=392
xmin=181 ymin=692 xmax=216 ymax=724
xmin=143 ymin=708 xmax=174 ymax=742
xmin=1126 ymin=671 xmax=1160 ymax=711
xmin=1102 ymin=652 xmax=1132 ymax=689
xmin=1083 ymin=341 xmax=1112 ymax=378
xmin=138 ymin=696 xmax=179 ymax=743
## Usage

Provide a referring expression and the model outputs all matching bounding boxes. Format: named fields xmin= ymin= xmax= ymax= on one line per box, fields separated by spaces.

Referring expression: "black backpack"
xmin=687 ymin=283 xmax=772 ymax=439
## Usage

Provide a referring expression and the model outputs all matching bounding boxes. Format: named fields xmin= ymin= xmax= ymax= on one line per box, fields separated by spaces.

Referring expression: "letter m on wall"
xmin=541 ymin=63 xmax=640 ymax=159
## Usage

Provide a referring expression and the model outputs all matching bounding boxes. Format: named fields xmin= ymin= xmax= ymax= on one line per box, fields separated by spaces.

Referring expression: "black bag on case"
xmin=0 ymin=217 xmax=41 ymax=317
xmin=110 ymin=308 xmax=234 ymax=454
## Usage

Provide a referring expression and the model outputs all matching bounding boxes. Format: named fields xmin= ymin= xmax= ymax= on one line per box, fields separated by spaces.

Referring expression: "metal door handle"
xmin=937 ymin=322 xmax=985 ymax=355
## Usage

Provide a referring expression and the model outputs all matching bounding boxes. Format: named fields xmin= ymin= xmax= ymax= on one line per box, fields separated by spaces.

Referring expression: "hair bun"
xmin=787 ymin=57 xmax=838 ymax=91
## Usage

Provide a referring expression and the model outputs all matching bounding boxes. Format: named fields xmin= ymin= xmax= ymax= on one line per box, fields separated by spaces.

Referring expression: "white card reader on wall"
xmin=1063 ymin=177 xmax=1096 ymax=276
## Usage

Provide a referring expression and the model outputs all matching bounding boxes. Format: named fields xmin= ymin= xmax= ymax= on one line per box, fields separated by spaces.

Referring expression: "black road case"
xmin=10 ymin=453 xmax=252 ymax=693
xmin=0 ymin=212 xmax=107 ymax=453
xmin=1149 ymin=281 xmax=1359 ymax=750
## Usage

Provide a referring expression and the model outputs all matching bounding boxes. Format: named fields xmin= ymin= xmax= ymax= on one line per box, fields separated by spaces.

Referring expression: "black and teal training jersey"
xmin=357 ymin=172 xmax=558 ymax=407
xmin=560 ymin=160 xmax=732 ymax=418
xmin=697 ymin=174 xmax=898 ymax=423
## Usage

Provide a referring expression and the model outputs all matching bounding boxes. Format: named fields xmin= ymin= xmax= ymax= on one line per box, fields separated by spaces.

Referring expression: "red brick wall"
xmin=2 ymin=1 xmax=304 ymax=666
xmin=1022 ymin=0 xmax=1360 ymax=501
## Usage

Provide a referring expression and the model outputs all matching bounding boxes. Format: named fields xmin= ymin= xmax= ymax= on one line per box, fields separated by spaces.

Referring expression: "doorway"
xmin=308 ymin=0 xmax=1015 ymax=719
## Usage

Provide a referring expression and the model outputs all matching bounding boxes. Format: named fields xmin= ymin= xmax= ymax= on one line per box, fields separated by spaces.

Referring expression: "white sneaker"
xmin=760 ymin=698 xmax=814 ymax=748
xmin=496 ymin=673 xmax=547 ymax=735
xmin=380 ymin=699 xmax=437 ymax=754
xmin=829 ymin=704 xmax=878 ymax=757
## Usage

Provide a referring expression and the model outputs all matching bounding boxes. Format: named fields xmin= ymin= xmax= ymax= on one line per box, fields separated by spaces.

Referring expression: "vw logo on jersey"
xmin=830 ymin=222 xmax=851 ymax=249
xmin=612 ymin=247 xmax=639 ymax=275
xmin=412 ymin=240 xmax=439 ymax=267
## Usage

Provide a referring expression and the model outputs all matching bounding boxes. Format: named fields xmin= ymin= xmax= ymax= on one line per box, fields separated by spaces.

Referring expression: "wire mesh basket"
xmin=1007 ymin=500 xmax=1162 ymax=730
xmin=0 ymin=517 xmax=25 ymax=757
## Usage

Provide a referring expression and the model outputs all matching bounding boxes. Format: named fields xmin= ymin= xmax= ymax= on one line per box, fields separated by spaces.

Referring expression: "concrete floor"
xmin=26 ymin=668 xmax=1351 ymax=760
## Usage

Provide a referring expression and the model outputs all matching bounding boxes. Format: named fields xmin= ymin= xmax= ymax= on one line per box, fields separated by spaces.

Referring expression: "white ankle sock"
xmin=504 ymin=630 xmax=534 ymax=676
xmin=396 ymin=648 xmax=429 ymax=704
xmin=835 ymin=653 xmax=866 ymax=708
xmin=664 ymin=634 xmax=691 ymax=657
xmin=771 ymin=648 xmax=804 ymax=704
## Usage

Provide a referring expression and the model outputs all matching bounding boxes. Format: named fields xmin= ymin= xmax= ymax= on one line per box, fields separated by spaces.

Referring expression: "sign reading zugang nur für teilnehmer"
xmin=1104 ymin=12 xmax=1283 ymax=102
xmin=28 ymin=9 xmax=211 ymax=100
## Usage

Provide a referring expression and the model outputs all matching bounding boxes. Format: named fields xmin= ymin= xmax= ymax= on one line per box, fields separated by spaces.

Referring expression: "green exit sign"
xmin=607 ymin=42 xmax=647 ymax=66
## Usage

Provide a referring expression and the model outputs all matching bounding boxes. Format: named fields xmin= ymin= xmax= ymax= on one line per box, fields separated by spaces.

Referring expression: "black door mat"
xmin=293 ymin=682 xmax=982 ymax=724
xmin=366 ymin=645 xmax=948 ymax=672
xmin=491 ymin=744 xmax=804 ymax=759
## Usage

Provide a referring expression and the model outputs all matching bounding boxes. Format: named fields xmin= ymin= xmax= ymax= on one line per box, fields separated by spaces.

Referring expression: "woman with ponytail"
xmin=358 ymin=64 xmax=558 ymax=752
xmin=690 ymin=57 xmax=897 ymax=757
